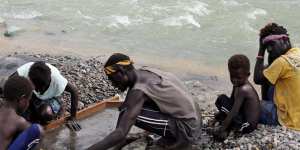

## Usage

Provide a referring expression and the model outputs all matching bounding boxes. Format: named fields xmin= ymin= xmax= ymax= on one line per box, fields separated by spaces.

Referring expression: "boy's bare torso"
xmin=0 ymin=107 xmax=28 ymax=150
xmin=233 ymin=82 xmax=260 ymax=125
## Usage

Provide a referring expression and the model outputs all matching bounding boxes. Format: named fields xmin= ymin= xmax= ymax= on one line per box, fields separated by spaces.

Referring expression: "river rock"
xmin=0 ymin=17 xmax=5 ymax=26
xmin=4 ymin=26 xmax=23 ymax=37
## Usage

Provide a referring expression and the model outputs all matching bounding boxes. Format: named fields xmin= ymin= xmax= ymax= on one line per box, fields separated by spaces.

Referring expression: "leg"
xmin=135 ymin=100 xmax=194 ymax=149
xmin=135 ymin=106 xmax=173 ymax=138
xmin=259 ymin=100 xmax=279 ymax=125
xmin=8 ymin=124 xmax=44 ymax=150
xmin=32 ymin=97 xmax=62 ymax=125
xmin=215 ymin=94 xmax=234 ymax=122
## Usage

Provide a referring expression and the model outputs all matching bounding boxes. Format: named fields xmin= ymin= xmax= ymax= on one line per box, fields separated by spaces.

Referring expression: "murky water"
xmin=40 ymin=109 xmax=119 ymax=150
xmin=1 ymin=0 xmax=300 ymax=75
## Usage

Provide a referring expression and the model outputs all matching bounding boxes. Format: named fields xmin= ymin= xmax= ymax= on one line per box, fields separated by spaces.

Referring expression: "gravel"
xmin=1 ymin=53 xmax=300 ymax=149
xmin=0 ymin=53 xmax=120 ymax=111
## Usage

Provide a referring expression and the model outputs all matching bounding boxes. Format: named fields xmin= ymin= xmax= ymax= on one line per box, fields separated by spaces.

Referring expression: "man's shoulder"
xmin=127 ymin=88 xmax=146 ymax=98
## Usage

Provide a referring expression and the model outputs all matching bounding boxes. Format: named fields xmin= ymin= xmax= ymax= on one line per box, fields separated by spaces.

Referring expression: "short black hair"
xmin=104 ymin=53 xmax=134 ymax=72
xmin=4 ymin=76 xmax=34 ymax=101
xmin=260 ymin=23 xmax=288 ymax=40
xmin=228 ymin=54 xmax=250 ymax=73
xmin=29 ymin=61 xmax=51 ymax=87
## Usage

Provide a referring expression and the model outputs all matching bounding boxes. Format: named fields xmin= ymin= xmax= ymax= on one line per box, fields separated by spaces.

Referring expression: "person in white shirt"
xmin=12 ymin=61 xmax=81 ymax=131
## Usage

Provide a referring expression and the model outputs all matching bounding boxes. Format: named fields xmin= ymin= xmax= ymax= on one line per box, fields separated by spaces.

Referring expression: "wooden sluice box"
xmin=45 ymin=96 xmax=122 ymax=131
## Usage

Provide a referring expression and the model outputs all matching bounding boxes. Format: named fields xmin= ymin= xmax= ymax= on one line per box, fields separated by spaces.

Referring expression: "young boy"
xmin=0 ymin=76 xmax=44 ymax=150
xmin=212 ymin=54 xmax=260 ymax=141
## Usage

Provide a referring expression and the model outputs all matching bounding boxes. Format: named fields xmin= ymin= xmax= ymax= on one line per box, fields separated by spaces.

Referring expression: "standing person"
xmin=0 ymin=76 xmax=44 ymax=150
xmin=213 ymin=55 xmax=260 ymax=141
xmin=87 ymin=53 xmax=201 ymax=150
xmin=254 ymin=23 xmax=300 ymax=130
xmin=13 ymin=61 xmax=81 ymax=131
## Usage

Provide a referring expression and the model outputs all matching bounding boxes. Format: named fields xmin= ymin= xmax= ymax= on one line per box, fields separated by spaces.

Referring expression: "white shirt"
xmin=17 ymin=62 xmax=68 ymax=100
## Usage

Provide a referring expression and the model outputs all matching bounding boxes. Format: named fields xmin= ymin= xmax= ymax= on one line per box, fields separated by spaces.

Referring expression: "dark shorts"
xmin=215 ymin=94 xmax=255 ymax=134
xmin=8 ymin=124 xmax=41 ymax=150
xmin=134 ymin=101 xmax=174 ymax=138
xmin=259 ymin=86 xmax=280 ymax=126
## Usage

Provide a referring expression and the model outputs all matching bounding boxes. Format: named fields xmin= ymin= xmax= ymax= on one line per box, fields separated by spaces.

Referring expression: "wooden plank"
xmin=45 ymin=96 xmax=120 ymax=131
xmin=106 ymin=101 xmax=122 ymax=108
xmin=106 ymin=96 xmax=123 ymax=108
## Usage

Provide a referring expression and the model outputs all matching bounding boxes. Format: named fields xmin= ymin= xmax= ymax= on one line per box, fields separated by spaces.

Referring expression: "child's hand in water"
xmin=66 ymin=117 xmax=82 ymax=131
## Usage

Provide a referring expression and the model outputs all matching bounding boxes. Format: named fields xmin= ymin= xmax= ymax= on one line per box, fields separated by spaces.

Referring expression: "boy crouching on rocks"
xmin=212 ymin=54 xmax=260 ymax=141
xmin=0 ymin=76 xmax=44 ymax=150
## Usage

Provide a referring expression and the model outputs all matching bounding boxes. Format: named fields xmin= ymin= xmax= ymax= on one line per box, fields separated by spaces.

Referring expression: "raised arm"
xmin=87 ymin=90 xmax=146 ymax=150
xmin=254 ymin=38 xmax=268 ymax=84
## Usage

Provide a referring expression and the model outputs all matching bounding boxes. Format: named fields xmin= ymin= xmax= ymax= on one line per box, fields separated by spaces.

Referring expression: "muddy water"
xmin=40 ymin=109 xmax=120 ymax=150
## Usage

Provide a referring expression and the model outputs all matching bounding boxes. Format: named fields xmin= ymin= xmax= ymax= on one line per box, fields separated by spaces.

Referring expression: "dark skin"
xmin=0 ymin=93 xmax=44 ymax=150
xmin=254 ymin=31 xmax=291 ymax=98
xmin=11 ymin=72 xmax=81 ymax=131
xmin=213 ymin=69 xmax=260 ymax=141
xmin=87 ymin=67 xmax=188 ymax=150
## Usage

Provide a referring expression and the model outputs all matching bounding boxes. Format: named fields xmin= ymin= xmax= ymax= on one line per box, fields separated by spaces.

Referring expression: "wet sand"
xmin=0 ymin=36 xmax=228 ymax=78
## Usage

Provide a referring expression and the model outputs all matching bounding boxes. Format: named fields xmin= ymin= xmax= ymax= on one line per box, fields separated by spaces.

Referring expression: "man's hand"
xmin=212 ymin=126 xmax=228 ymax=142
xmin=66 ymin=117 xmax=82 ymax=131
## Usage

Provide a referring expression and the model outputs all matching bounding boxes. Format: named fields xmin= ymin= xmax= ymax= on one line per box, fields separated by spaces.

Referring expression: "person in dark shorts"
xmin=212 ymin=54 xmax=260 ymax=141
xmin=87 ymin=53 xmax=201 ymax=150
xmin=0 ymin=76 xmax=44 ymax=150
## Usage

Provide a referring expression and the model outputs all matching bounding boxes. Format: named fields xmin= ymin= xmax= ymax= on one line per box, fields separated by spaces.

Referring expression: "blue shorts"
xmin=259 ymin=86 xmax=280 ymax=126
xmin=8 ymin=124 xmax=41 ymax=150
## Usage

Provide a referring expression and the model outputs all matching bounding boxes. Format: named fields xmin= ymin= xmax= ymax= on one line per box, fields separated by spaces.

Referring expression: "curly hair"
xmin=228 ymin=54 xmax=250 ymax=74
xmin=4 ymin=76 xmax=34 ymax=101
xmin=259 ymin=23 xmax=288 ymax=40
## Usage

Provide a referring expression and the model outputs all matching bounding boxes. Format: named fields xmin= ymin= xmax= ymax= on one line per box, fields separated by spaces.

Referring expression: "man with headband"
xmin=88 ymin=53 xmax=201 ymax=150
xmin=254 ymin=23 xmax=300 ymax=130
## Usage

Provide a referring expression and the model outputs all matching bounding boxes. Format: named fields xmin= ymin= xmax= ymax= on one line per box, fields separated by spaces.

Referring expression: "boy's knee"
xmin=36 ymin=124 xmax=45 ymax=137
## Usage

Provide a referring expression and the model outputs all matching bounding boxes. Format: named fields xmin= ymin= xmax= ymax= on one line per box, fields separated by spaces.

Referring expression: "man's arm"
xmin=87 ymin=90 xmax=146 ymax=150
xmin=254 ymin=39 xmax=269 ymax=85
xmin=220 ymin=87 xmax=246 ymax=131
xmin=64 ymin=83 xmax=79 ymax=118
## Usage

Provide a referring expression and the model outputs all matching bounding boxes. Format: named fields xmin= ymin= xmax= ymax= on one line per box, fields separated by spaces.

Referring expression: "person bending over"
xmin=254 ymin=23 xmax=300 ymax=130
xmin=0 ymin=76 xmax=44 ymax=150
xmin=213 ymin=54 xmax=260 ymax=141
xmin=87 ymin=53 xmax=201 ymax=150
xmin=12 ymin=61 xmax=81 ymax=131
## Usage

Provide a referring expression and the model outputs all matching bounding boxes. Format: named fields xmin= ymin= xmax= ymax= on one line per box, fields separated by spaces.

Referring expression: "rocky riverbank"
xmin=0 ymin=53 xmax=120 ymax=111
xmin=123 ymin=79 xmax=300 ymax=150
xmin=1 ymin=53 xmax=300 ymax=149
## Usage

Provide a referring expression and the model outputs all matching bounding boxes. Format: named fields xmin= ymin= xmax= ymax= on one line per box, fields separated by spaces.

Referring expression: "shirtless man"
xmin=0 ymin=76 xmax=44 ymax=150
xmin=213 ymin=54 xmax=260 ymax=141
xmin=87 ymin=53 xmax=201 ymax=150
